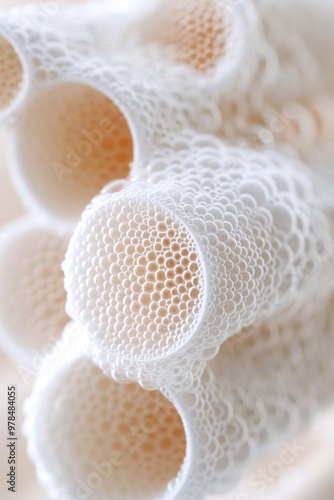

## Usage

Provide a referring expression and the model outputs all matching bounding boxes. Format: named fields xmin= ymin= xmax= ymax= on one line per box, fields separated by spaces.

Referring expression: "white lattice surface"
xmin=0 ymin=1 xmax=333 ymax=499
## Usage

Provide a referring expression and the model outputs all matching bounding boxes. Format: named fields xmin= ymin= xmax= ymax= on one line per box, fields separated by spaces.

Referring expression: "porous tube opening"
xmin=0 ymin=35 xmax=24 ymax=112
xmin=142 ymin=0 xmax=229 ymax=74
xmin=34 ymin=359 xmax=187 ymax=500
xmin=0 ymin=223 xmax=69 ymax=360
xmin=66 ymin=198 xmax=205 ymax=361
xmin=15 ymin=83 xmax=133 ymax=224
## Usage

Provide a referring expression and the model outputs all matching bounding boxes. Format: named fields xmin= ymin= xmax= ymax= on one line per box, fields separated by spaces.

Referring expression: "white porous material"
xmin=63 ymin=135 xmax=333 ymax=388
xmin=10 ymin=79 xmax=135 ymax=232
xmin=6 ymin=1 xmax=334 ymax=232
xmin=0 ymin=1 xmax=138 ymax=121
xmin=0 ymin=217 xmax=69 ymax=365
xmin=0 ymin=3 xmax=99 ymax=121
xmin=2 ymin=1 xmax=334 ymax=498
xmin=0 ymin=0 xmax=238 ymax=123
xmin=24 ymin=289 xmax=334 ymax=500
xmin=103 ymin=0 xmax=248 ymax=89
xmin=8 ymin=57 xmax=222 ymax=231
xmin=169 ymin=290 xmax=334 ymax=499
xmin=111 ymin=0 xmax=334 ymax=99
xmin=24 ymin=330 xmax=188 ymax=500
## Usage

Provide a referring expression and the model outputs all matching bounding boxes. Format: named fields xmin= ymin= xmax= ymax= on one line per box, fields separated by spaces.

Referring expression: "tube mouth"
xmin=12 ymin=81 xmax=134 ymax=230
xmin=0 ymin=33 xmax=27 ymax=118
xmin=135 ymin=0 xmax=242 ymax=82
xmin=0 ymin=218 xmax=69 ymax=365
xmin=27 ymin=356 xmax=188 ymax=500
xmin=65 ymin=195 xmax=207 ymax=363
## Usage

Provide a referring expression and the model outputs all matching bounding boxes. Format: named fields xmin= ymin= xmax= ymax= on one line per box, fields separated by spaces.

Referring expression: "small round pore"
xmin=66 ymin=197 xmax=205 ymax=361
xmin=15 ymin=82 xmax=133 ymax=225
xmin=0 ymin=35 xmax=25 ymax=112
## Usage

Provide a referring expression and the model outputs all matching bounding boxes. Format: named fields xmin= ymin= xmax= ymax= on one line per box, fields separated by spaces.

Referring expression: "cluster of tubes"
xmin=0 ymin=0 xmax=334 ymax=499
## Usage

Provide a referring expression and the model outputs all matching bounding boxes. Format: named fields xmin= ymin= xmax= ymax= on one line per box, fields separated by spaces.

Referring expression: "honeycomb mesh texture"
xmin=0 ymin=34 xmax=24 ymax=112
xmin=65 ymin=197 xmax=205 ymax=361
xmin=24 ymin=352 xmax=187 ymax=500
xmin=8 ymin=54 xmax=225 ymax=229
xmin=24 ymin=289 xmax=334 ymax=500
xmin=0 ymin=219 xmax=69 ymax=363
xmin=110 ymin=0 xmax=334 ymax=97
xmin=118 ymin=0 xmax=244 ymax=84
xmin=2 ymin=0 xmax=334 ymax=128
xmin=0 ymin=4 xmax=101 ymax=118
xmin=2 ymin=1 xmax=334 ymax=499
xmin=146 ymin=0 xmax=229 ymax=74
xmin=64 ymin=138 xmax=333 ymax=388
xmin=170 ymin=290 xmax=334 ymax=499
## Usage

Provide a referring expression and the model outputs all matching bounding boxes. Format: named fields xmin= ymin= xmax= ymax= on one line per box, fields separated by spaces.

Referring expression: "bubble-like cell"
xmin=0 ymin=218 xmax=69 ymax=364
xmin=25 ymin=355 xmax=187 ymax=500
xmin=12 ymin=83 xmax=134 ymax=229
xmin=0 ymin=34 xmax=25 ymax=114
xmin=65 ymin=197 xmax=205 ymax=361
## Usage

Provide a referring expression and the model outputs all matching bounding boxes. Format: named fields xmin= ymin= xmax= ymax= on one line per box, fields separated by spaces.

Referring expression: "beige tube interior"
xmin=65 ymin=197 xmax=205 ymax=361
xmin=30 ymin=357 xmax=187 ymax=499
xmin=0 ymin=221 xmax=69 ymax=362
xmin=14 ymin=82 xmax=134 ymax=226
xmin=139 ymin=0 xmax=229 ymax=74
xmin=0 ymin=34 xmax=25 ymax=113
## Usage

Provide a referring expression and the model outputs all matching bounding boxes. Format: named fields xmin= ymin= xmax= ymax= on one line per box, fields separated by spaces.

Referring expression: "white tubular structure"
xmin=97 ymin=0 xmax=334 ymax=98
xmin=0 ymin=1 xmax=140 ymax=121
xmin=63 ymin=134 xmax=333 ymax=388
xmin=2 ymin=0 xmax=334 ymax=123
xmin=0 ymin=217 xmax=69 ymax=365
xmin=24 ymin=322 xmax=189 ymax=500
xmin=0 ymin=3 xmax=99 ymax=121
xmin=3 ymin=1 xmax=334 ymax=233
xmin=0 ymin=0 xmax=244 ymax=123
xmin=101 ymin=0 xmax=249 ymax=89
xmin=119 ymin=0 xmax=334 ymax=97
xmin=24 ymin=288 xmax=334 ymax=500
xmin=0 ymin=0 xmax=249 ymax=114
xmin=7 ymin=56 xmax=222 ymax=232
